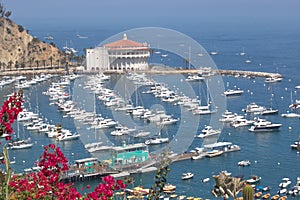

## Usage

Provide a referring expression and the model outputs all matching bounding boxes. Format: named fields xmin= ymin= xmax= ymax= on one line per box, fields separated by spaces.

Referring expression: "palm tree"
xmin=14 ymin=61 xmax=19 ymax=71
xmin=8 ymin=60 xmax=13 ymax=71
xmin=42 ymin=60 xmax=46 ymax=69
xmin=56 ymin=59 xmax=60 ymax=69
xmin=49 ymin=56 xmax=53 ymax=69
xmin=35 ymin=60 xmax=39 ymax=70
xmin=29 ymin=57 xmax=34 ymax=70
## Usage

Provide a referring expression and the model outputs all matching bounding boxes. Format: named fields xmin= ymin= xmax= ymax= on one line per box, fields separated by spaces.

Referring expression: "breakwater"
xmin=0 ymin=67 xmax=282 ymax=78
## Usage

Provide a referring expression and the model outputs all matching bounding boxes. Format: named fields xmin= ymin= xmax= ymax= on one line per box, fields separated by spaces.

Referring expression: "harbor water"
xmin=1 ymin=22 xmax=300 ymax=199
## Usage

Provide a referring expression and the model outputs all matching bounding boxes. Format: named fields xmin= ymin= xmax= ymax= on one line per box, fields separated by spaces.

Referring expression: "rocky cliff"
xmin=0 ymin=17 xmax=64 ymax=70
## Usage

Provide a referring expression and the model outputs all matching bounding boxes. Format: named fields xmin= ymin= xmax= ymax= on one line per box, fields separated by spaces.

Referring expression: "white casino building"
xmin=86 ymin=34 xmax=150 ymax=71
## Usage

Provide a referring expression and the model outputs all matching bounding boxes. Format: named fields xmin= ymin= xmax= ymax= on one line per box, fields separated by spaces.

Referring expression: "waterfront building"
xmin=110 ymin=143 xmax=150 ymax=170
xmin=86 ymin=34 xmax=150 ymax=71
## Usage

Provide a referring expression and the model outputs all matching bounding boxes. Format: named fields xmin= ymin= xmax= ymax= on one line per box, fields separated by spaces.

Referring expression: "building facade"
xmin=86 ymin=34 xmax=150 ymax=71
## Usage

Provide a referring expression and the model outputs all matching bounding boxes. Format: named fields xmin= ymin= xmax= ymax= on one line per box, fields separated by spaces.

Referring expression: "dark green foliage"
xmin=17 ymin=25 xmax=24 ymax=33
xmin=148 ymin=150 xmax=171 ymax=200
xmin=243 ymin=184 xmax=254 ymax=200
xmin=6 ymin=27 xmax=11 ymax=34
xmin=0 ymin=1 xmax=12 ymax=18
xmin=32 ymin=37 xmax=39 ymax=43
xmin=4 ymin=11 xmax=11 ymax=18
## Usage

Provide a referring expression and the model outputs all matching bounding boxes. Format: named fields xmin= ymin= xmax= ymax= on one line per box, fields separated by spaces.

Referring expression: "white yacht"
xmin=185 ymin=74 xmax=205 ymax=82
xmin=248 ymin=118 xmax=282 ymax=132
xmin=223 ymin=89 xmax=244 ymax=96
xmin=242 ymin=103 xmax=266 ymax=113
xmin=145 ymin=136 xmax=169 ymax=145
xmin=56 ymin=132 xmax=80 ymax=141
xmin=181 ymin=172 xmax=194 ymax=180
xmin=264 ymin=77 xmax=283 ymax=83
xmin=196 ymin=126 xmax=221 ymax=138
xmin=7 ymin=138 xmax=33 ymax=150
xmin=281 ymin=112 xmax=300 ymax=118
xmin=134 ymin=131 xmax=151 ymax=138
xmin=245 ymin=59 xmax=252 ymax=64
xmin=231 ymin=117 xmax=254 ymax=128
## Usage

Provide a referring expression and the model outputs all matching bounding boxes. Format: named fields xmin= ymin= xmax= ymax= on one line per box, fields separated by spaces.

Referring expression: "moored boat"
xmin=181 ymin=172 xmax=194 ymax=180
xmin=223 ymin=89 xmax=244 ymax=96
xmin=247 ymin=175 xmax=261 ymax=184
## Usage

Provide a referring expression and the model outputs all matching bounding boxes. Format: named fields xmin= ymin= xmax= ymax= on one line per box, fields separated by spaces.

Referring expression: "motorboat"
xmin=290 ymin=141 xmax=300 ymax=149
xmin=242 ymin=102 xmax=266 ymax=113
xmin=219 ymin=111 xmax=241 ymax=123
xmin=110 ymin=126 xmax=135 ymax=136
xmin=134 ymin=131 xmax=151 ymax=138
xmin=145 ymin=137 xmax=169 ymax=145
xmin=248 ymin=118 xmax=282 ymax=132
xmin=191 ymin=153 xmax=205 ymax=160
xmin=246 ymin=175 xmax=261 ymax=184
xmin=245 ymin=59 xmax=252 ymax=64
xmin=56 ymin=132 xmax=80 ymax=141
xmin=196 ymin=126 xmax=221 ymax=138
xmin=262 ymin=193 xmax=271 ymax=199
xmin=231 ymin=118 xmax=254 ymax=128
xmin=7 ymin=138 xmax=33 ymax=150
xmin=264 ymin=77 xmax=283 ymax=83
xmin=279 ymin=178 xmax=291 ymax=188
xmin=260 ymin=108 xmax=279 ymax=115
xmin=281 ymin=112 xmax=300 ymax=118
xmin=181 ymin=172 xmax=194 ymax=180
xmin=238 ymin=160 xmax=251 ymax=166
xmin=163 ymin=183 xmax=176 ymax=193
xmin=158 ymin=117 xmax=179 ymax=125
xmin=223 ymin=89 xmax=244 ymax=96
xmin=206 ymin=150 xmax=224 ymax=158
xmin=185 ymin=74 xmax=205 ymax=82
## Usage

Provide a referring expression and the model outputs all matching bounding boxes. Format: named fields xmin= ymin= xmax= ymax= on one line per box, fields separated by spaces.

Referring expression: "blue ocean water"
xmin=1 ymin=21 xmax=300 ymax=199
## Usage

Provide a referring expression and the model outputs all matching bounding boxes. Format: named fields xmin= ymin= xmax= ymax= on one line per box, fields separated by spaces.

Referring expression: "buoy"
xmin=288 ymin=127 xmax=292 ymax=130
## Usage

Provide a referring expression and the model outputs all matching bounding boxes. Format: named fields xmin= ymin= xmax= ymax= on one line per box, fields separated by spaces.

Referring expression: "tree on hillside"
xmin=35 ymin=60 xmax=39 ymax=69
xmin=0 ymin=1 xmax=12 ymax=18
xmin=8 ymin=60 xmax=13 ymax=71
xmin=42 ymin=59 xmax=46 ymax=69
xmin=49 ymin=56 xmax=53 ymax=69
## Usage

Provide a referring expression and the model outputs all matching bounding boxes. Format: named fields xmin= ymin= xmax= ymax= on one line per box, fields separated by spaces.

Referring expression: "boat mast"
xmin=188 ymin=45 xmax=191 ymax=70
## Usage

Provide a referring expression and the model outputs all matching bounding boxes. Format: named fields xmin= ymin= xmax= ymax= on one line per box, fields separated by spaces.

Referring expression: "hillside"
xmin=0 ymin=17 xmax=64 ymax=71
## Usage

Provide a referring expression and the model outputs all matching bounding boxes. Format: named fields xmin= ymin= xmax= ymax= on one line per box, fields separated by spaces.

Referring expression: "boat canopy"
xmin=204 ymin=142 xmax=232 ymax=149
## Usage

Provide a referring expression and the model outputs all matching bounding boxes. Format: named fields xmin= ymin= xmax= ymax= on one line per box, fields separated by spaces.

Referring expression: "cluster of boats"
xmin=190 ymin=141 xmax=241 ymax=160
xmin=0 ymin=74 xmax=53 ymax=88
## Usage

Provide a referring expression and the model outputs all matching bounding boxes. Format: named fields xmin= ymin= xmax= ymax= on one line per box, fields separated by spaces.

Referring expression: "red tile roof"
xmin=104 ymin=34 xmax=148 ymax=50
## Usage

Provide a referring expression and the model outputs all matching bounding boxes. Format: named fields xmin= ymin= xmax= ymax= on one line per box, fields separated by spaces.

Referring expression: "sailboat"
xmin=260 ymin=87 xmax=279 ymax=115
xmin=240 ymin=47 xmax=246 ymax=56
xmin=282 ymin=91 xmax=300 ymax=117
xmin=145 ymin=127 xmax=169 ymax=145
xmin=192 ymin=79 xmax=217 ymax=115
xmin=7 ymin=115 xmax=33 ymax=150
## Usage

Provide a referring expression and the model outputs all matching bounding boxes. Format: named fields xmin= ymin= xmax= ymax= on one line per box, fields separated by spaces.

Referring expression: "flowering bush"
xmin=0 ymin=90 xmax=23 ymax=140
xmin=7 ymin=144 xmax=126 ymax=199
xmin=0 ymin=90 xmax=126 ymax=199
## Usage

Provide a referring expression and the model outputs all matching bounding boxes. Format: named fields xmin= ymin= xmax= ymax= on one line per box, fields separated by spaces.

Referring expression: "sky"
xmin=3 ymin=0 xmax=300 ymax=28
